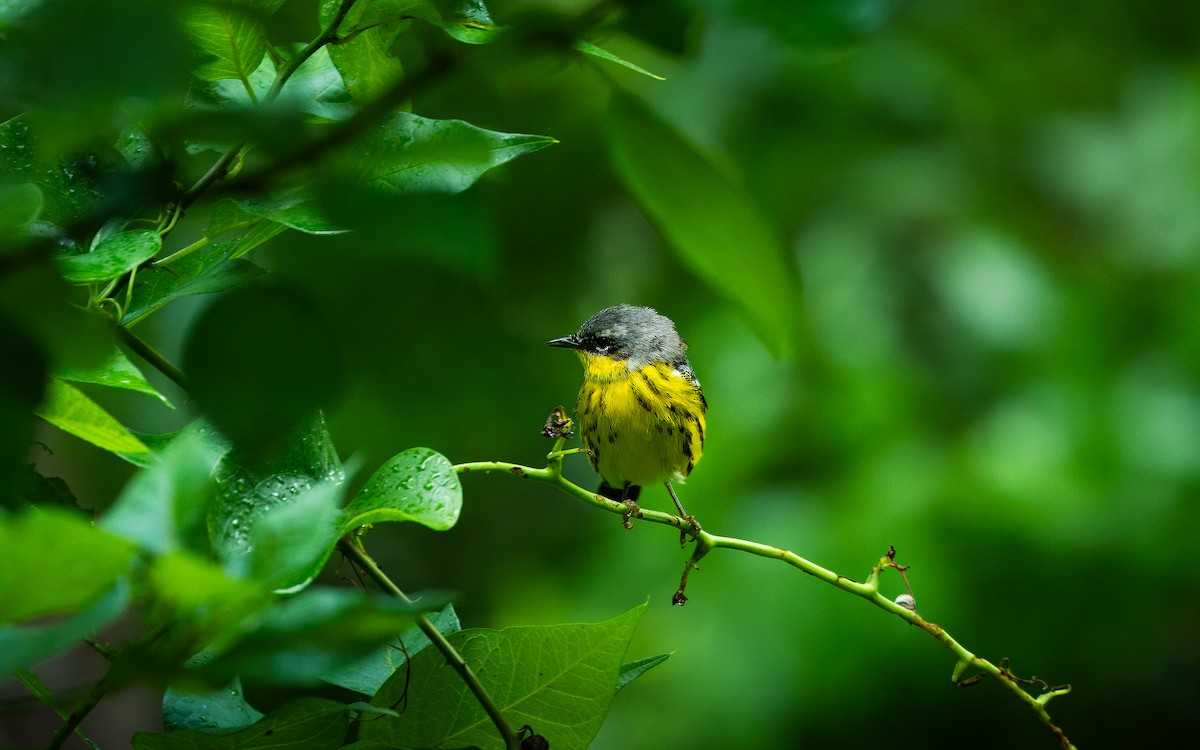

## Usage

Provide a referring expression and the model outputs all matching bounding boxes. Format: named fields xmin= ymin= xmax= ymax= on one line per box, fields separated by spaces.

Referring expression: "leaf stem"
xmin=43 ymin=670 xmax=111 ymax=750
xmin=453 ymin=454 xmax=1077 ymax=750
xmin=336 ymin=537 xmax=522 ymax=750
xmin=113 ymin=325 xmax=191 ymax=394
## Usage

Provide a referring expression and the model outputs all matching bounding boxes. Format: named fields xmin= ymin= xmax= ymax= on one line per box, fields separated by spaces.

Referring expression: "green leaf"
xmin=187 ymin=4 xmax=268 ymax=83
xmin=0 ymin=182 xmax=43 ymax=239
xmin=0 ymin=114 xmax=110 ymax=226
xmin=320 ymin=604 xmax=460 ymax=695
xmin=341 ymin=448 xmax=462 ymax=533
xmin=0 ymin=580 xmax=130 ymax=674
xmin=616 ymin=653 xmax=670 ymax=692
xmin=134 ymin=697 xmax=349 ymax=750
xmin=430 ymin=0 xmax=502 ymax=44
xmin=189 ymin=49 xmax=353 ymax=122
xmin=197 ymin=589 xmax=426 ymax=686
xmin=34 ymin=378 xmax=150 ymax=455
xmin=162 ymin=677 xmax=264 ymax=733
xmin=574 ymin=40 xmax=665 ymax=80
xmin=58 ymin=347 xmax=172 ymax=406
xmin=607 ymin=94 xmax=798 ymax=357
xmin=319 ymin=0 xmax=414 ymax=101
xmin=143 ymin=552 xmax=271 ymax=655
xmin=55 ymin=229 xmax=161 ymax=283
xmin=352 ymin=112 xmax=556 ymax=194
xmin=123 ymin=241 xmax=265 ymax=326
xmin=234 ymin=186 xmax=348 ymax=236
xmin=210 ymin=413 xmax=346 ymax=589
xmin=101 ymin=425 xmax=227 ymax=555
xmin=0 ymin=508 xmax=137 ymax=623
xmin=361 ymin=602 xmax=648 ymax=750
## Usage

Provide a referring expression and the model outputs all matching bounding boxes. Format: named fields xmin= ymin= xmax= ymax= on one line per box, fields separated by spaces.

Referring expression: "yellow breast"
xmin=574 ymin=352 xmax=706 ymax=490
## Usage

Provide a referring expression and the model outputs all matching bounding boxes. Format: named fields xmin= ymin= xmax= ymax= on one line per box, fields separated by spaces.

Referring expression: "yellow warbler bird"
xmin=547 ymin=304 xmax=706 ymax=534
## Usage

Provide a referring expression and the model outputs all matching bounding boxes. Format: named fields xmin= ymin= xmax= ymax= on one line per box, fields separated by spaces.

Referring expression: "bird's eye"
xmin=590 ymin=336 xmax=614 ymax=355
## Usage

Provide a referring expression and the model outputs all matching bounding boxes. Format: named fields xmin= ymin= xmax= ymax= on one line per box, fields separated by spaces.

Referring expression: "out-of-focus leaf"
xmin=361 ymin=603 xmax=647 ymax=749
xmin=314 ymin=185 xmax=500 ymax=278
xmin=607 ymin=94 xmax=796 ymax=357
xmin=184 ymin=284 xmax=343 ymax=450
xmin=574 ymin=40 xmax=665 ymax=80
xmin=143 ymin=552 xmax=270 ymax=655
xmin=0 ymin=580 xmax=130 ymax=674
xmin=134 ymin=697 xmax=349 ymax=750
xmin=124 ymin=241 xmax=265 ymax=326
xmin=163 ymin=677 xmax=263 ymax=733
xmin=733 ymin=0 xmax=897 ymax=47
xmin=341 ymin=448 xmax=461 ymax=533
xmin=58 ymin=347 xmax=172 ymax=406
xmin=0 ymin=508 xmax=137 ymax=623
xmin=55 ymin=229 xmax=161 ymax=283
xmin=351 ymin=112 xmax=555 ymax=194
xmin=320 ymin=604 xmax=460 ymax=695
xmin=0 ymin=182 xmax=43 ymax=240
xmin=34 ymin=378 xmax=150 ymax=455
xmin=196 ymin=588 xmax=427 ymax=686
xmin=0 ymin=311 xmax=47 ymax=506
xmin=101 ymin=425 xmax=227 ymax=555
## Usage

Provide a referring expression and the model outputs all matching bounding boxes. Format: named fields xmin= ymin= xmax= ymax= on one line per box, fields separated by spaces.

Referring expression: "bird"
xmin=547 ymin=304 xmax=707 ymax=535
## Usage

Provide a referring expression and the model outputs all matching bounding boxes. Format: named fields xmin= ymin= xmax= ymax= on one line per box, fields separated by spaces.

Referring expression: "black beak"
xmin=546 ymin=335 xmax=580 ymax=349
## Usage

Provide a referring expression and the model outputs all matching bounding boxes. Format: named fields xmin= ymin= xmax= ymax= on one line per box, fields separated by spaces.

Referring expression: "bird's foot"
xmin=622 ymin=498 xmax=641 ymax=530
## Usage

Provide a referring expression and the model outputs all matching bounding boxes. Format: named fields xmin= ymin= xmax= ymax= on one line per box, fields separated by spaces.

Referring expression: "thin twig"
xmin=336 ymin=537 xmax=522 ymax=750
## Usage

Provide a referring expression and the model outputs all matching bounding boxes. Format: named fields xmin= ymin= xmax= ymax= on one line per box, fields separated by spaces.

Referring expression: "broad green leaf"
xmin=210 ymin=413 xmax=345 ymax=589
xmin=616 ymin=653 xmax=671 ymax=691
xmin=187 ymin=4 xmax=268 ymax=84
xmin=163 ymin=677 xmax=263 ymax=733
xmin=245 ymin=478 xmax=344 ymax=590
xmin=205 ymin=200 xmax=289 ymax=257
xmin=0 ymin=508 xmax=137 ymax=623
xmin=320 ymin=604 xmax=460 ymax=695
xmin=101 ymin=426 xmax=227 ymax=555
xmin=190 ymin=49 xmax=353 ymax=122
xmin=341 ymin=448 xmax=461 ymax=533
xmin=574 ymin=40 xmax=665 ymax=80
xmin=197 ymin=588 xmax=426 ymax=686
xmin=58 ymin=347 xmax=172 ymax=406
xmin=352 ymin=112 xmax=556 ymax=194
xmin=34 ymin=378 xmax=150 ymax=455
xmin=0 ymin=114 xmax=108 ymax=226
xmin=55 ymin=229 xmax=161 ymax=283
xmin=607 ymin=94 xmax=797 ymax=357
xmin=234 ymin=187 xmax=348 ymax=236
xmin=319 ymin=0 xmax=417 ymax=101
xmin=123 ymin=241 xmax=265 ymax=326
xmin=362 ymin=602 xmax=648 ymax=750
xmin=0 ymin=580 xmax=130 ymax=674
xmin=134 ymin=697 xmax=349 ymax=750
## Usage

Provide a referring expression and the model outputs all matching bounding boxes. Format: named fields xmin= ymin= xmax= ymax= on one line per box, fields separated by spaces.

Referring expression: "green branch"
xmin=336 ymin=537 xmax=523 ymax=750
xmin=455 ymin=439 xmax=1077 ymax=750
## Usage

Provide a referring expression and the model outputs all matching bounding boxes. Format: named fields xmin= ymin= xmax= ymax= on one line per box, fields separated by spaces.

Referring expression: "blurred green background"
xmin=12 ymin=0 xmax=1200 ymax=747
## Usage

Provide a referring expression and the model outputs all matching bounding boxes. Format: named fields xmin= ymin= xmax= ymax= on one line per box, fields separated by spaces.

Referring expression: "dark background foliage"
xmin=3 ymin=0 xmax=1199 ymax=747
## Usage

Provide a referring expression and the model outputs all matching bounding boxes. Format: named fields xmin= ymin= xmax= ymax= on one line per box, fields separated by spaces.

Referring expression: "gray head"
xmin=547 ymin=304 xmax=690 ymax=369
